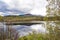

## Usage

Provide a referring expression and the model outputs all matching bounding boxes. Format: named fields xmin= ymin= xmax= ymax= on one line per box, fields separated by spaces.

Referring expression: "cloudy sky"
xmin=0 ymin=0 xmax=48 ymax=16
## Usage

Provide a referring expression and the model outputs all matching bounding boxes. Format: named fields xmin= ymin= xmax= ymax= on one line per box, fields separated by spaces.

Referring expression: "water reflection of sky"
xmin=0 ymin=22 xmax=46 ymax=36
xmin=11 ymin=24 xmax=46 ymax=36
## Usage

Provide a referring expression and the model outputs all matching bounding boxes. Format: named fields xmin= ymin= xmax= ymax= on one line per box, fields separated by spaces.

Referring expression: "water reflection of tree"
xmin=0 ymin=24 xmax=19 ymax=40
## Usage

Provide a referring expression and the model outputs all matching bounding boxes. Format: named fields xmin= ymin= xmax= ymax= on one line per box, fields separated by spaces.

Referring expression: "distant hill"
xmin=4 ymin=14 xmax=43 ymax=17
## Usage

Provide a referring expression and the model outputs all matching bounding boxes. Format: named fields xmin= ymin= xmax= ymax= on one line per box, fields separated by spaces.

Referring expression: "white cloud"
xmin=30 ymin=0 xmax=48 ymax=16
xmin=30 ymin=8 xmax=46 ymax=16
xmin=0 ymin=0 xmax=48 ymax=16
xmin=1 ymin=0 xmax=15 ymax=9
xmin=0 ymin=12 xmax=4 ymax=16
xmin=2 ymin=0 xmax=34 ymax=12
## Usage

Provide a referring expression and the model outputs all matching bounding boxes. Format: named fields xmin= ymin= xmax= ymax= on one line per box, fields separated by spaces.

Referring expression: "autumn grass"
xmin=18 ymin=25 xmax=60 ymax=40
xmin=0 ymin=16 xmax=60 ymax=22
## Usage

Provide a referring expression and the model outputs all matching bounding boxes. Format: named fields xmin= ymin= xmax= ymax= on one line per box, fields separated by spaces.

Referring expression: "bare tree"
xmin=46 ymin=0 xmax=60 ymax=16
xmin=46 ymin=0 xmax=60 ymax=40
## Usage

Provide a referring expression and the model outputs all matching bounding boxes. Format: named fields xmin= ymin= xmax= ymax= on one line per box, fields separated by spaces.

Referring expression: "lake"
xmin=0 ymin=21 xmax=47 ymax=36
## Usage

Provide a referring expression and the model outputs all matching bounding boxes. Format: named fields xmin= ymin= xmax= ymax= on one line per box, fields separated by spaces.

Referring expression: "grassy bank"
xmin=18 ymin=33 xmax=48 ymax=40
xmin=18 ymin=31 xmax=60 ymax=40
xmin=0 ymin=15 xmax=60 ymax=22
xmin=0 ymin=16 xmax=60 ymax=22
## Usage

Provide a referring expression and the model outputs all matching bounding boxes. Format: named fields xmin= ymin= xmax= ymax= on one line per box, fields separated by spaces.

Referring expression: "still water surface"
xmin=0 ymin=22 xmax=46 ymax=36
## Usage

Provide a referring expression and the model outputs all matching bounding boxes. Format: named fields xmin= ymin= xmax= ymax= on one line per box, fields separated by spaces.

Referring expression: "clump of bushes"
xmin=18 ymin=31 xmax=49 ymax=40
xmin=0 ymin=16 xmax=3 ymax=21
